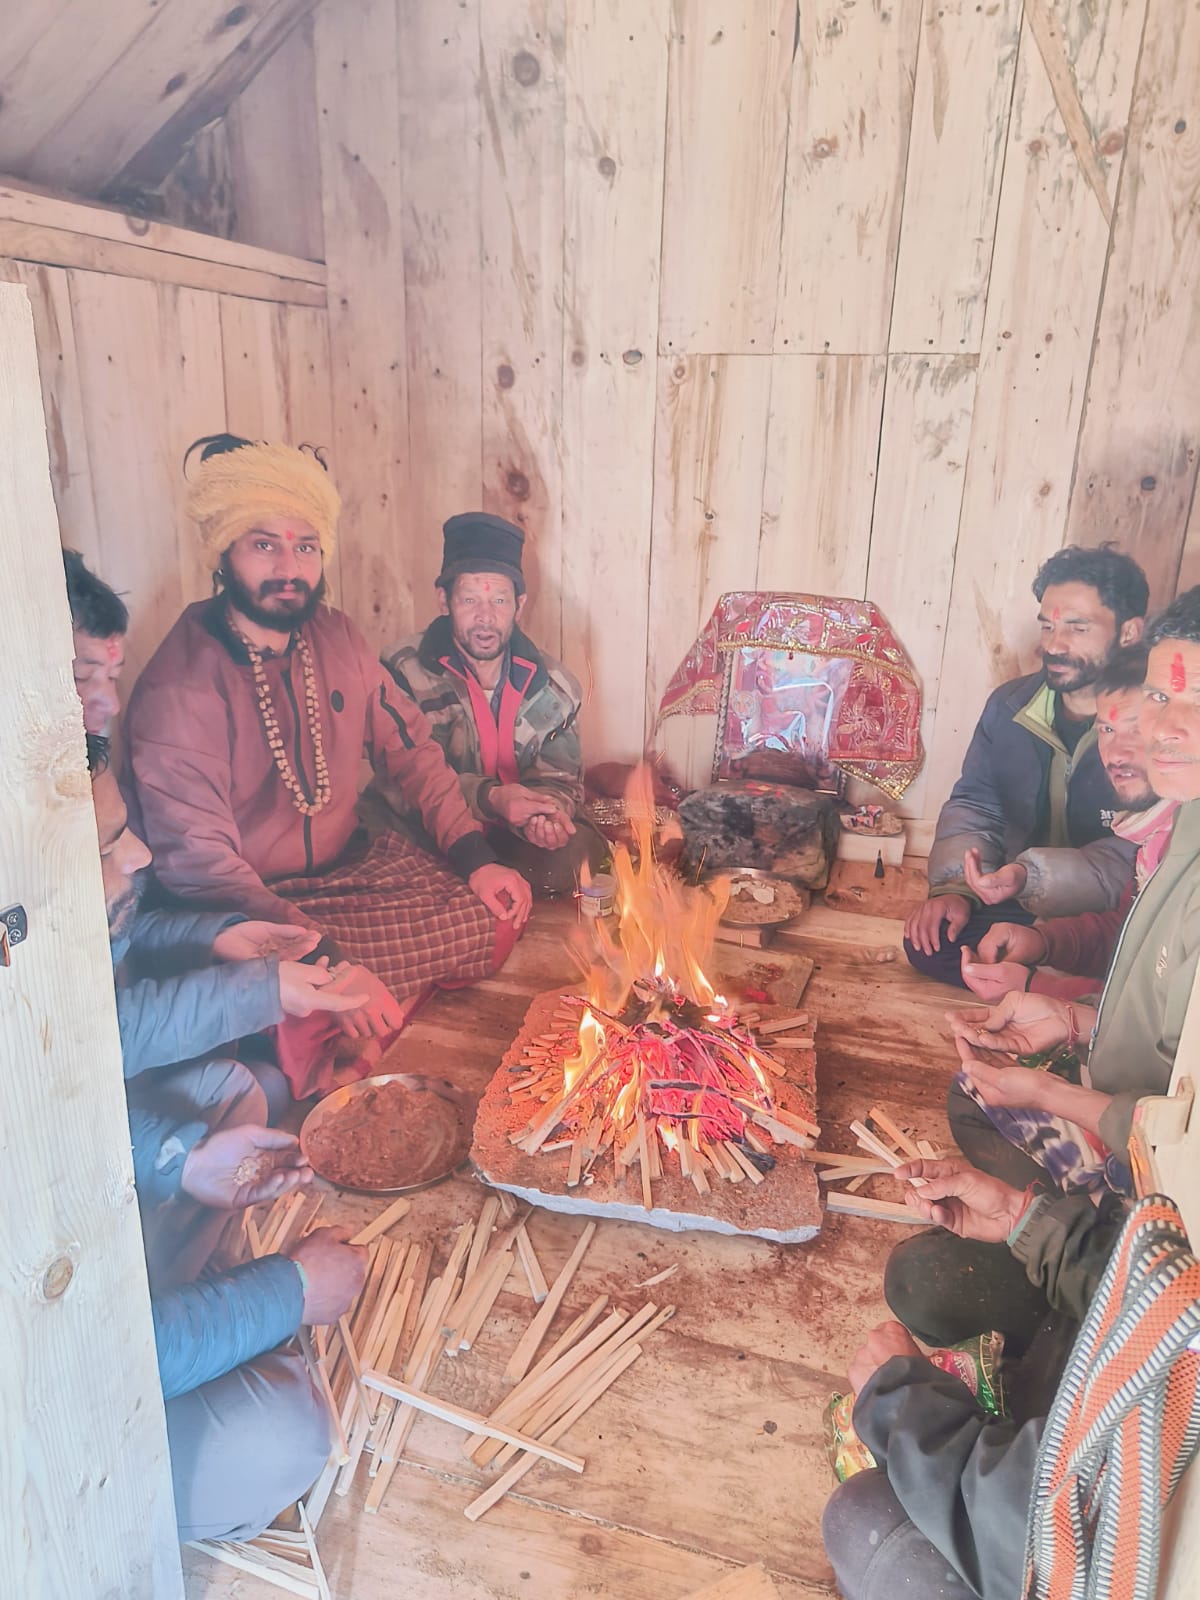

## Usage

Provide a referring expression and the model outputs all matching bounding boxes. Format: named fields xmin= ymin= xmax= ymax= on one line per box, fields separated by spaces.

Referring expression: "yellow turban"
xmin=186 ymin=442 xmax=341 ymax=568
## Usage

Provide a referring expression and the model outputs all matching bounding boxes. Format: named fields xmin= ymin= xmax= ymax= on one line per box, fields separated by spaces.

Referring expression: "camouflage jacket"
xmin=380 ymin=617 xmax=584 ymax=820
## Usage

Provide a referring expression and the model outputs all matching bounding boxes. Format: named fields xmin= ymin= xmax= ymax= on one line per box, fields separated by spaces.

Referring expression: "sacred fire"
xmin=471 ymin=772 xmax=823 ymax=1241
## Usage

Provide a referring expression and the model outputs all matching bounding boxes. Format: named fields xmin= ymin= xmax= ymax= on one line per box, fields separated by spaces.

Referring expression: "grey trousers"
xmin=823 ymin=1469 xmax=981 ymax=1600
xmin=128 ymin=1058 xmax=329 ymax=1542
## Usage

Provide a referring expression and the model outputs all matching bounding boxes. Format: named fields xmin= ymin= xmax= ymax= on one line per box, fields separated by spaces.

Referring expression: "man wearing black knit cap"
xmin=373 ymin=512 xmax=605 ymax=895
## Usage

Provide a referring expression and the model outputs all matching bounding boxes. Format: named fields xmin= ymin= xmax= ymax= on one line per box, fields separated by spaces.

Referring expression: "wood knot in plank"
xmin=811 ymin=137 xmax=838 ymax=159
xmin=597 ymin=155 xmax=617 ymax=178
xmin=496 ymin=363 xmax=515 ymax=389
xmin=512 ymin=51 xmax=540 ymax=86
xmin=506 ymin=470 xmax=531 ymax=501
xmin=39 ymin=1253 xmax=76 ymax=1302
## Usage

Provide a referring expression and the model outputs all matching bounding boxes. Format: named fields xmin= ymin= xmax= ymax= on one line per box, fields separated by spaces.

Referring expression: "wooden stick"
xmin=816 ymin=1161 xmax=891 ymax=1181
xmin=475 ymin=1303 xmax=662 ymax=1466
xmin=365 ymin=1226 xmax=471 ymax=1510
xmin=754 ymin=1011 xmax=810 ymax=1035
xmin=825 ymin=1191 xmax=926 ymax=1224
xmin=335 ymin=1314 xmax=372 ymax=1421
xmin=465 ymin=1195 xmax=501 ymax=1283
xmin=867 ymin=1106 xmax=922 ymax=1160
xmin=269 ymin=1191 xmax=311 ymax=1256
xmin=297 ymin=1501 xmax=332 ymax=1600
xmin=805 ymin=1148 xmax=892 ymax=1169
xmin=514 ymin=1225 xmax=549 ymax=1302
xmin=298 ymin=1194 xmax=327 ymax=1238
xmin=463 ymin=1342 xmax=644 ymax=1523
xmin=187 ymin=1541 xmax=319 ymax=1598
xmin=503 ymin=1291 xmax=608 ymax=1386
xmin=850 ymin=1119 xmax=906 ymax=1168
xmin=726 ymin=1142 xmax=766 ymax=1184
xmin=297 ymin=1327 xmax=350 ymax=1466
xmin=360 ymin=1371 xmax=586 ymax=1472
xmin=637 ymin=1114 xmax=653 ymax=1210
xmin=490 ymin=1306 xmax=675 ymax=1470
xmin=349 ymin=1195 xmax=412 ymax=1247
xmin=246 ymin=1216 xmax=264 ymax=1259
xmin=917 ymin=1138 xmax=937 ymax=1158
xmin=454 ymin=1246 xmax=515 ymax=1352
xmin=503 ymin=1222 xmax=597 ymax=1383
xmin=467 ymin=1308 xmax=627 ymax=1461
xmin=766 ymin=1037 xmax=815 ymax=1049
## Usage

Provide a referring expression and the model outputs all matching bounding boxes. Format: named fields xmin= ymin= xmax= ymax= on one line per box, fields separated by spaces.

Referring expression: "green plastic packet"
xmin=823 ymin=1331 xmax=1007 ymax=1482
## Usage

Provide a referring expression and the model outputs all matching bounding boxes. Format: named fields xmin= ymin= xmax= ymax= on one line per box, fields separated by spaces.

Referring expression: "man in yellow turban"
xmin=123 ymin=434 xmax=531 ymax=1095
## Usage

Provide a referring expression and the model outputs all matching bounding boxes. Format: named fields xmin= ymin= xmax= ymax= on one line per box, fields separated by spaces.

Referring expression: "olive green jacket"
xmin=1089 ymin=799 xmax=1200 ymax=1153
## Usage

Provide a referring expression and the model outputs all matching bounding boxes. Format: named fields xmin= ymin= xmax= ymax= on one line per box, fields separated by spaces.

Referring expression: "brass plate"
xmin=299 ymin=1073 xmax=476 ymax=1195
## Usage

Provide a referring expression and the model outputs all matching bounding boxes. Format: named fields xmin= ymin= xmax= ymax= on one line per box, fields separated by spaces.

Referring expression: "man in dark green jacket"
xmin=905 ymin=545 xmax=1148 ymax=986
xmin=823 ymin=1157 xmax=1125 ymax=1600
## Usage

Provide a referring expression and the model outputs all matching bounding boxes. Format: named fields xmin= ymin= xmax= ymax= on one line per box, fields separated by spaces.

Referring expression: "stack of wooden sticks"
xmin=310 ymin=1190 xmax=670 ymax=1523
xmin=506 ymin=994 xmax=821 ymax=1207
xmin=804 ymin=1106 xmax=943 ymax=1224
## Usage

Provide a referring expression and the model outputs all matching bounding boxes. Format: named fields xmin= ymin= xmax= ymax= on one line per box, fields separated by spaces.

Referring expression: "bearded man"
xmin=123 ymin=437 xmax=531 ymax=1085
xmin=959 ymin=646 xmax=1177 ymax=1003
xmin=885 ymin=587 xmax=1200 ymax=1371
xmin=904 ymin=544 xmax=1149 ymax=986
xmin=373 ymin=513 xmax=605 ymax=896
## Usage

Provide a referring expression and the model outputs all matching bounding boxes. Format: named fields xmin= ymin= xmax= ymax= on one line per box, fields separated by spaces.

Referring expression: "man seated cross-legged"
xmin=123 ymin=435 xmax=531 ymax=1094
xmin=904 ymin=545 xmax=1149 ymax=987
xmin=373 ymin=511 xmax=607 ymax=897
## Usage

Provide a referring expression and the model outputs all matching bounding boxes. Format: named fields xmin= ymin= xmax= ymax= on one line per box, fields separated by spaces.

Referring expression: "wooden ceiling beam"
xmin=99 ymin=0 xmax=325 ymax=201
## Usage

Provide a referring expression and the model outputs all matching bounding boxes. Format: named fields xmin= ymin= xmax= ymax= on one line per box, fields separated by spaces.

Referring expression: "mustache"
xmin=260 ymin=579 xmax=312 ymax=597
xmin=1042 ymin=653 xmax=1085 ymax=669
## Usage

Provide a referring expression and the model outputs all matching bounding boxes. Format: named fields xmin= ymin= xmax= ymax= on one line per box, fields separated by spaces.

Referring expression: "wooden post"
xmin=0 ymin=281 xmax=182 ymax=1595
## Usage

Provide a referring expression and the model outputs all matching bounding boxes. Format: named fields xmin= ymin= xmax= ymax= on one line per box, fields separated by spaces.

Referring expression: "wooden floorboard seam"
xmin=386 ymin=1456 xmax=841 ymax=1592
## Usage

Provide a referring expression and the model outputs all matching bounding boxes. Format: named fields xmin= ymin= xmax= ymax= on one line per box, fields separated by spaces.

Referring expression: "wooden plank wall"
xmin=0 ymin=250 xmax=334 ymax=684
xmin=306 ymin=0 xmax=1200 ymax=822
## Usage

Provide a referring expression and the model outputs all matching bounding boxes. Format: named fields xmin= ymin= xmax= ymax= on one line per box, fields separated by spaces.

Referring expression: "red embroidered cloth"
xmin=657 ymin=592 xmax=924 ymax=800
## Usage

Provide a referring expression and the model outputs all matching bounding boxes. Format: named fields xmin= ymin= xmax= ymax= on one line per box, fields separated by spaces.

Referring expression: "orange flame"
xmin=578 ymin=762 xmax=727 ymax=1016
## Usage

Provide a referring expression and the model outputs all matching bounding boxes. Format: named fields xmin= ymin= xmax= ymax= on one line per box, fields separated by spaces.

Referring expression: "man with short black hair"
xmin=960 ymin=645 xmax=1177 ymax=1002
xmin=905 ymin=544 xmax=1149 ymax=986
xmin=376 ymin=512 xmax=605 ymax=895
xmin=64 ymin=548 xmax=128 ymax=734
xmin=87 ymin=733 xmax=363 ymax=1542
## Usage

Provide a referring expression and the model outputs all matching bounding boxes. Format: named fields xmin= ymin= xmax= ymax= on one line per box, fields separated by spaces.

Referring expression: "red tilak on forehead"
xmin=1170 ymin=652 xmax=1187 ymax=693
xmin=283 ymin=528 xmax=297 ymax=543
xmin=106 ymin=638 xmax=121 ymax=660
xmin=1107 ymin=704 xmax=1119 ymax=723
xmin=1052 ymin=607 xmax=1061 ymax=622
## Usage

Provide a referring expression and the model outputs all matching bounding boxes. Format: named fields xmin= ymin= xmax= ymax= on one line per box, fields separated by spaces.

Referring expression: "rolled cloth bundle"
xmin=186 ymin=440 xmax=342 ymax=567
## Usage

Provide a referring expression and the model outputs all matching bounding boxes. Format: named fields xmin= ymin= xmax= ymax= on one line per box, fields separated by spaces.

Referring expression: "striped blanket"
xmin=1024 ymin=1195 xmax=1200 ymax=1598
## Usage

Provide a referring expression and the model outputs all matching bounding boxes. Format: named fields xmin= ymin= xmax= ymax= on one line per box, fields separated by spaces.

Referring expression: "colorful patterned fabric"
xmin=958 ymin=1069 xmax=1130 ymax=1195
xmin=270 ymin=830 xmax=498 ymax=1000
xmin=656 ymin=591 xmax=924 ymax=799
xmin=1024 ymin=1195 xmax=1200 ymax=1599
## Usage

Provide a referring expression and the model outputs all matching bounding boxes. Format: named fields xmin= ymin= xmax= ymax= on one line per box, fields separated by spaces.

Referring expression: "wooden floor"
xmin=183 ymin=860 xmax=964 ymax=1600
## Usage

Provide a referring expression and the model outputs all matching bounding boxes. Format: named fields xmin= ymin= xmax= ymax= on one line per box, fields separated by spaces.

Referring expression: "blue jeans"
xmin=903 ymin=898 xmax=1035 ymax=988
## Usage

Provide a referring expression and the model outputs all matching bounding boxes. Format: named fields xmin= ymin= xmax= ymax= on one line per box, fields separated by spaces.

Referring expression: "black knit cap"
xmin=438 ymin=512 xmax=526 ymax=596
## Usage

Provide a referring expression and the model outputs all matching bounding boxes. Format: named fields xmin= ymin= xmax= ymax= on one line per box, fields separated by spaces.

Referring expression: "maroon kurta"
xmin=124 ymin=598 xmax=496 ymax=929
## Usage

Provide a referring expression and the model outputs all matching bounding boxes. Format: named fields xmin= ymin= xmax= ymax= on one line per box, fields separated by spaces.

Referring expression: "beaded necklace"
xmin=227 ymin=608 xmax=331 ymax=816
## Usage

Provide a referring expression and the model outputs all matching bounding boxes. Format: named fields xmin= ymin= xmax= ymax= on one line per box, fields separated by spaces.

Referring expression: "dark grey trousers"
xmin=129 ymin=1058 xmax=329 ymax=1542
xmin=823 ymin=1469 xmax=981 ymax=1599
